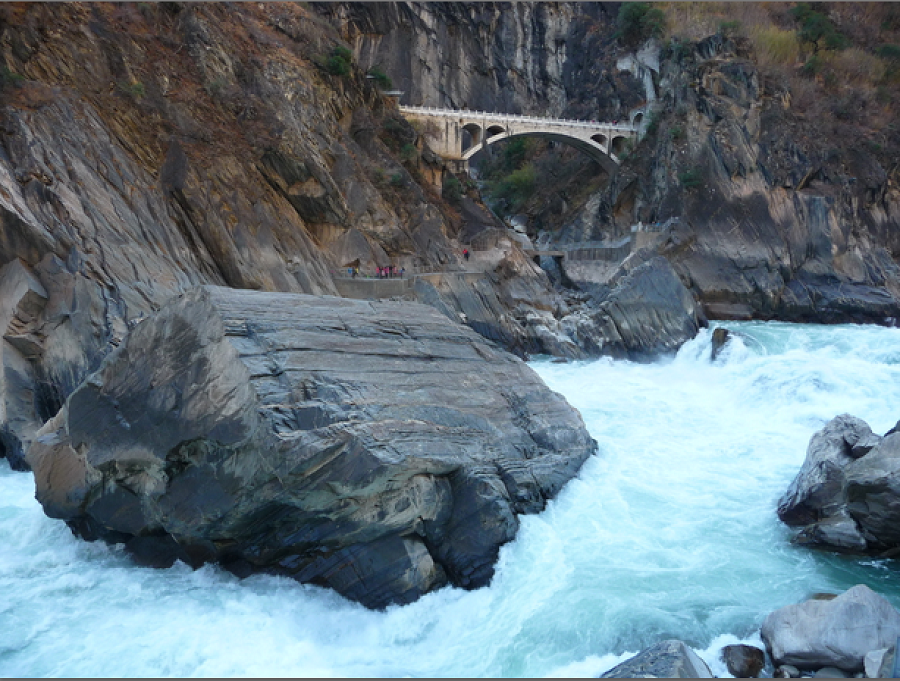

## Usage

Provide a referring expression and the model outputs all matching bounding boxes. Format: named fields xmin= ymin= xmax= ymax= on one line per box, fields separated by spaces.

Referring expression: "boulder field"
xmin=26 ymin=286 xmax=597 ymax=609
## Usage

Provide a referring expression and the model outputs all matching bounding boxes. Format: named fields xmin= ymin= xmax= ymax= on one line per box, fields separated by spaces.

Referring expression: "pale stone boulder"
xmin=761 ymin=584 xmax=900 ymax=673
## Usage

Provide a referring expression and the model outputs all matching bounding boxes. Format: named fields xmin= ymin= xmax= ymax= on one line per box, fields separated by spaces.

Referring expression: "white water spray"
xmin=1 ymin=321 xmax=898 ymax=676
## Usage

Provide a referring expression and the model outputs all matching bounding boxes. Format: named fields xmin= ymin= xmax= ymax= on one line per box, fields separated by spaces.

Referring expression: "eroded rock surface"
xmin=777 ymin=413 xmax=900 ymax=555
xmin=28 ymin=286 xmax=596 ymax=609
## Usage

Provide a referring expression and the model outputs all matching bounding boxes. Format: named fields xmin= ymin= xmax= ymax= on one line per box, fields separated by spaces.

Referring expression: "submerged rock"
xmin=600 ymin=639 xmax=713 ymax=678
xmin=27 ymin=286 xmax=596 ymax=609
xmin=761 ymin=584 xmax=900 ymax=673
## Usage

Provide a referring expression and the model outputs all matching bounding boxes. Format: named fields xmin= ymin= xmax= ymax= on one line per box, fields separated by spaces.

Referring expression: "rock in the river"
xmin=600 ymin=639 xmax=713 ymax=678
xmin=775 ymin=663 xmax=801 ymax=678
xmin=777 ymin=413 xmax=900 ymax=555
xmin=27 ymin=286 xmax=596 ymax=609
xmin=777 ymin=414 xmax=875 ymax=527
xmin=710 ymin=327 xmax=731 ymax=361
xmin=761 ymin=584 xmax=900 ymax=673
xmin=722 ymin=643 xmax=766 ymax=678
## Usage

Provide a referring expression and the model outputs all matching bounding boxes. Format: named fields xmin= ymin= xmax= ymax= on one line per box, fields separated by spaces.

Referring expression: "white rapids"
xmin=2 ymin=321 xmax=899 ymax=677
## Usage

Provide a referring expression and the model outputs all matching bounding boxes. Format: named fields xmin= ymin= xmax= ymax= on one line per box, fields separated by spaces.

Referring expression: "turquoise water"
xmin=2 ymin=321 xmax=899 ymax=676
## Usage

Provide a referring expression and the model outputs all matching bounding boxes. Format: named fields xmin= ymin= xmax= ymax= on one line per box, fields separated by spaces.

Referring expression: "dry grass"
xmin=823 ymin=47 xmax=886 ymax=84
xmin=749 ymin=26 xmax=801 ymax=70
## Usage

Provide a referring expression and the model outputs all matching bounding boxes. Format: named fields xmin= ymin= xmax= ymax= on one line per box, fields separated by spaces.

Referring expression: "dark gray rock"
xmin=761 ymin=584 xmax=900 ymax=673
xmin=722 ymin=643 xmax=766 ymax=678
xmin=596 ymin=256 xmax=707 ymax=358
xmin=844 ymin=432 xmax=900 ymax=548
xmin=711 ymin=327 xmax=731 ymax=361
xmin=777 ymin=415 xmax=872 ymax=528
xmin=778 ymin=413 xmax=900 ymax=555
xmin=600 ymin=639 xmax=713 ymax=678
xmin=776 ymin=664 xmax=801 ymax=678
xmin=27 ymin=286 xmax=596 ymax=609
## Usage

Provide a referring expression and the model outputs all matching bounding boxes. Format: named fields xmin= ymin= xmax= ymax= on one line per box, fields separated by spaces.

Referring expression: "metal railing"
xmin=399 ymin=105 xmax=638 ymax=133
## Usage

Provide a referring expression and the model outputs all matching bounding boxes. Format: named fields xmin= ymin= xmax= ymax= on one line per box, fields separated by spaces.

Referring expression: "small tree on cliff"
xmin=616 ymin=3 xmax=666 ymax=47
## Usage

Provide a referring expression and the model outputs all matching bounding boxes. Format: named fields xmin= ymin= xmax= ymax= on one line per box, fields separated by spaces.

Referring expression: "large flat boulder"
xmin=27 ymin=286 xmax=596 ymax=608
xmin=761 ymin=585 xmax=900 ymax=673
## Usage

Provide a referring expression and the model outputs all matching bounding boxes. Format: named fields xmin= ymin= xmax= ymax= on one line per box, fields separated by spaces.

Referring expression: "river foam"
xmin=2 ymin=321 xmax=899 ymax=676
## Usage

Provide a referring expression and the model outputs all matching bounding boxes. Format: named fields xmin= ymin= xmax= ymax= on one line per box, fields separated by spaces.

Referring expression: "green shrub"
xmin=719 ymin=20 xmax=741 ymax=38
xmin=323 ymin=45 xmax=353 ymax=77
xmin=442 ymin=175 xmax=463 ymax=203
xmin=117 ymin=80 xmax=145 ymax=98
xmin=367 ymin=67 xmax=392 ymax=90
xmin=669 ymin=125 xmax=684 ymax=141
xmin=400 ymin=143 xmax=418 ymax=162
xmin=679 ymin=168 xmax=703 ymax=189
xmin=616 ymin=3 xmax=666 ymax=47
xmin=877 ymin=44 xmax=900 ymax=61
xmin=791 ymin=3 xmax=848 ymax=54
xmin=389 ymin=172 xmax=405 ymax=187
xmin=800 ymin=55 xmax=823 ymax=78
xmin=0 ymin=66 xmax=24 ymax=90
xmin=489 ymin=164 xmax=536 ymax=211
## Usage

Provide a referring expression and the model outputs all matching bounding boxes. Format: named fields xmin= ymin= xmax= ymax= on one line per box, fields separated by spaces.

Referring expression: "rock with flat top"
xmin=28 ymin=286 xmax=596 ymax=609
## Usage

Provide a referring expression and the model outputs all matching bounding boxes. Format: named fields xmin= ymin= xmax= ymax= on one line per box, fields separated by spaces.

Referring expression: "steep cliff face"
xmin=314 ymin=2 xmax=644 ymax=120
xmin=322 ymin=2 xmax=900 ymax=325
xmin=597 ymin=35 xmax=900 ymax=323
xmin=0 ymin=2 xmax=471 ymax=468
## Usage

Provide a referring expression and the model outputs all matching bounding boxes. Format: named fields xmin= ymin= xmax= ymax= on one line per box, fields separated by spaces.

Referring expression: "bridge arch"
xmin=397 ymin=106 xmax=639 ymax=174
xmin=610 ymin=135 xmax=629 ymax=157
xmin=463 ymin=130 xmax=619 ymax=173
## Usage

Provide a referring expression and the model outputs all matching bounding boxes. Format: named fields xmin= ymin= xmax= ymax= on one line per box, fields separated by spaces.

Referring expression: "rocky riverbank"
xmin=606 ymin=583 xmax=900 ymax=678
xmin=26 ymin=285 xmax=597 ymax=609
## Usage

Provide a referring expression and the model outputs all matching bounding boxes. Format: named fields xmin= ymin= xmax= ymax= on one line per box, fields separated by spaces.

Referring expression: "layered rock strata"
xmin=27 ymin=285 xmax=596 ymax=609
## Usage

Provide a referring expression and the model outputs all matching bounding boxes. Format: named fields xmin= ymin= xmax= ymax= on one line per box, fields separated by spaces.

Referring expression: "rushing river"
xmin=2 ymin=321 xmax=900 ymax=677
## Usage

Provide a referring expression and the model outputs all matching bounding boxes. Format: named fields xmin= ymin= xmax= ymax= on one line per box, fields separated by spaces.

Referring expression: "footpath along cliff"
xmin=323 ymin=2 xmax=900 ymax=324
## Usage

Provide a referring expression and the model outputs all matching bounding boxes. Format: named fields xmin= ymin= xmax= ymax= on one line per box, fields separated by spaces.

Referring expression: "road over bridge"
xmin=399 ymin=106 xmax=644 ymax=173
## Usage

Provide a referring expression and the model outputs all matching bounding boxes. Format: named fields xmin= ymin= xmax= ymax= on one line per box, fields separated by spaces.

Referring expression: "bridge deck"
xmin=400 ymin=105 xmax=637 ymax=133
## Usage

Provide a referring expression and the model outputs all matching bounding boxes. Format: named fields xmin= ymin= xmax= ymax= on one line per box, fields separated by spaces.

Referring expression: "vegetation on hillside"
xmin=658 ymin=1 xmax=900 ymax=134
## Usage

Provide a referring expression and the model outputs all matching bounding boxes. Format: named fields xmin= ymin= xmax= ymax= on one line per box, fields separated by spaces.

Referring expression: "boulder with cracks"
xmin=27 ymin=286 xmax=596 ymax=609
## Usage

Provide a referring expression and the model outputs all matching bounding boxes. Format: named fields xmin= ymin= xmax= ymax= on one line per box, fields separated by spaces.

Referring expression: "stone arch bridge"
xmin=399 ymin=106 xmax=644 ymax=173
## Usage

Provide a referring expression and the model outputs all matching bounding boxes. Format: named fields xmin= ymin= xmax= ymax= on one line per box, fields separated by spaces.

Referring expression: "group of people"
xmin=345 ymin=265 xmax=405 ymax=278
xmin=377 ymin=265 xmax=404 ymax=279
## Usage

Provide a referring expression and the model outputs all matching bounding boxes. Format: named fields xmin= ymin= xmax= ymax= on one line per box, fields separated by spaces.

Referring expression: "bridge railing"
xmin=399 ymin=105 xmax=638 ymax=132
